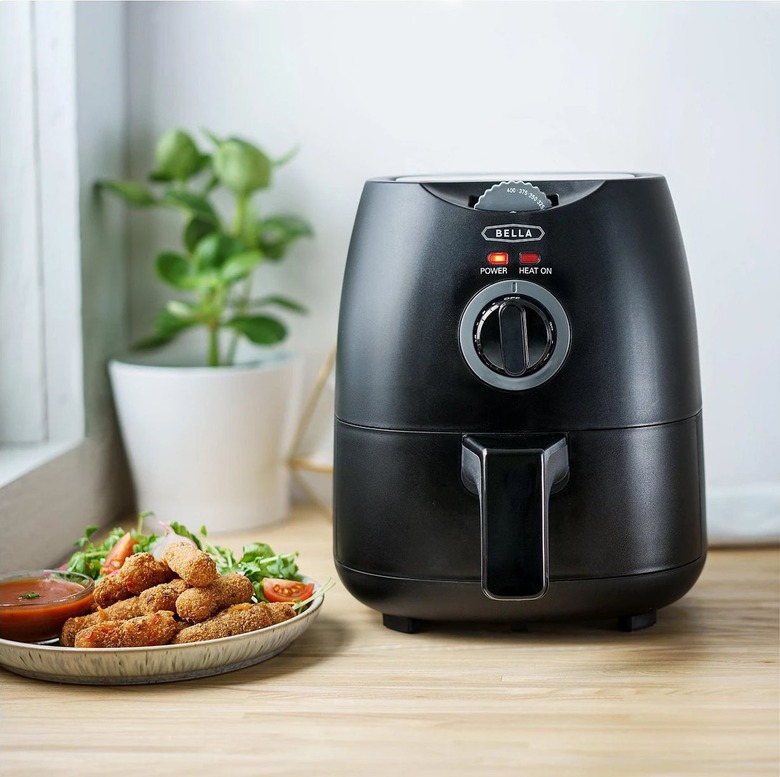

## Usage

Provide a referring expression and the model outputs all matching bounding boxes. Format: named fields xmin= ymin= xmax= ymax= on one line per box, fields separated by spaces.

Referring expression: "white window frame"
xmin=0 ymin=0 xmax=84 ymax=480
xmin=0 ymin=1 xmax=132 ymax=572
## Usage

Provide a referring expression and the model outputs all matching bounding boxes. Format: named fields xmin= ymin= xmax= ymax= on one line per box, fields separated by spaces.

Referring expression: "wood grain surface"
xmin=1 ymin=506 xmax=777 ymax=777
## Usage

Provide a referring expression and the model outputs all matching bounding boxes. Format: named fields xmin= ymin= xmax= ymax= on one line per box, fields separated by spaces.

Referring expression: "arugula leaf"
xmin=239 ymin=542 xmax=275 ymax=562
xmin=129 ymin=531 xmax=158 ymax=555
xmin=66 ymin=526 xmax=127 ymax=578
xmin=167 ymin=521 xmax=204 ymax=549
xmin=167 ymin=521 xmax=237 ymax=573
xmin=75 ymin=526 xmax=99 ymax=549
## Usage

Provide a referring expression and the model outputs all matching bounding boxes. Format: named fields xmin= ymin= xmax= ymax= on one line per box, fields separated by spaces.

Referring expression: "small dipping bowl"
xmin=0 ymin=570 xmax=94 ymax=644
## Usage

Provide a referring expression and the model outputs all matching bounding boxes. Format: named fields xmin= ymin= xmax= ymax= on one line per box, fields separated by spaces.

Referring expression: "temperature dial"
xmin=475 ymin=296 xmax=554 ymax=377
xmin=474 ymin=180 xmax=552 ymax=212
xmin=459 ymin=280 xmax=571 ymax=391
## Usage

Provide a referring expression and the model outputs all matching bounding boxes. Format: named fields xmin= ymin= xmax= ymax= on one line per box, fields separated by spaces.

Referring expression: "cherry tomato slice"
xmin=262 ymin=578 xmax=315 ymax=603
xmin=100 ymin=533 xmax=137 ymax=576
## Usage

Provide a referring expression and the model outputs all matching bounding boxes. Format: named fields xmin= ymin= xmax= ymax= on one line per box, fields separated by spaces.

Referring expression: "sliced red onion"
xmin=147 ymin=520 xmax=197 ymax=560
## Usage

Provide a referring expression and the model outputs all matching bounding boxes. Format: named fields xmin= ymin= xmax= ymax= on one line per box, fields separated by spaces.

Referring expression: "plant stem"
xmin=208 ymin=321 xmax=220 ymax=367
xmin=225 ymin=192 xmax=255 ymax=366
xmin=232 ymin=193 xmax=248 ymax=239
xmin=225 ymin=278 xmax=252 ymax=366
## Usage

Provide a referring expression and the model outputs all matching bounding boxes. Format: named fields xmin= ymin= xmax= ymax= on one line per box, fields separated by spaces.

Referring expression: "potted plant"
xmin=102 ymin=128 xmax=312 ymax=531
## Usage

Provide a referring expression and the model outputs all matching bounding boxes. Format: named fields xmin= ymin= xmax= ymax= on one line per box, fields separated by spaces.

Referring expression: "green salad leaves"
xmin=64 ymin=515 xmax=302 ymax=603
xmin=66 ymin=526 xmax=137 ymax=578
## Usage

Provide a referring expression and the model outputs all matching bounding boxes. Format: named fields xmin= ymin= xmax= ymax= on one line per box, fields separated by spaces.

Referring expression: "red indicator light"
xmin=520 ymin=253 xmax=541 ymax=264
xmin=488 ymin=252 xmax=509 ymax=265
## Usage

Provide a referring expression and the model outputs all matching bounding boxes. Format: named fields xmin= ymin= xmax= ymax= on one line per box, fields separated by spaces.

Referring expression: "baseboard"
xmin=707 ymin=484 xmax=780 ymax=546
xmin=302 ymin=476 xmax=779 ymax=546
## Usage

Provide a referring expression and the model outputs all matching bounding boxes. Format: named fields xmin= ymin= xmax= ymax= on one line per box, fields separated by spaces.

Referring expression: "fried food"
xmin=93 ymin=552 xmax=172 ymax=607
xmin=175 ymin=573 xmax=254 ymax=623
xmin=172 ymin=602 xmax=296 ymax=644
xmin=121 ymin=552 xmax=172 ymax=594
xmin=93 ymin=573 xmax=133 ymax=608
xmin=162 ymin=542 xmax=217 ymax=587
xmin=139 ymin=578 xmax=189 ymax=613
xmin=62 ymin=579 xmax=187 ymax=645
xmin=60 ymin=596 xmax=145 ymax=647
xmin=74 ymin=610 xmax=179 ymax=648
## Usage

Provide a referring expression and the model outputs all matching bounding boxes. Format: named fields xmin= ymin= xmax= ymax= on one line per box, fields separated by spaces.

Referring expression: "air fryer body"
xmin=334 ymin=174 xmax=705 ymax=629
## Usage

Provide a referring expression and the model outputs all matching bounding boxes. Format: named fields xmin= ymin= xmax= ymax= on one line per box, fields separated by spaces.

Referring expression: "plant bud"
xmin=154 ymin=129 xmax=204 ymax=181
xmin=214 ymin=139 xmax=271 ymax=196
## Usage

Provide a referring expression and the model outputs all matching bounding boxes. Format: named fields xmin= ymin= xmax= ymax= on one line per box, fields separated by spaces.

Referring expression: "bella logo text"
xmin=482 ymin=224 xmax=545 ymax=243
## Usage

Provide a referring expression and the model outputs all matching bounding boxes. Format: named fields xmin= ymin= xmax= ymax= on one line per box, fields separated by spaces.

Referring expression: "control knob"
xmin=474 ymin=296 xmax=555 ymax=377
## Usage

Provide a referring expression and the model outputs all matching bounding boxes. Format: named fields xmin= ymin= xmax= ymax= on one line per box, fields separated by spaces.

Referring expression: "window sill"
xmin=0 ymin=440 xmax=80 ymax=488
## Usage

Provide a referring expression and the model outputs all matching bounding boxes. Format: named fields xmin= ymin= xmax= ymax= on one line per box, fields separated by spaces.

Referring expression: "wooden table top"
xmin=1 ymin=505 xmax=778 ymax=776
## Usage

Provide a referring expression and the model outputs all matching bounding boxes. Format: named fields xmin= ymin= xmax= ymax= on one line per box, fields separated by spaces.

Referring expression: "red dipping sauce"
xmin=0 ymin=570 xmax=94 ymax=643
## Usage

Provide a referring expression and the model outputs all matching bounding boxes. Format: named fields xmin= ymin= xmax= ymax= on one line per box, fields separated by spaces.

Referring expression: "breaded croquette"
xmin=93 ymin=552 xmax=173 ymax=607
xmin=62 ymin=579 xmax=187 ymax=645
xmin=175 ymin=573 xmax=254 ymax=622
xmin=74 ymin=610 xmax=179 ymax=648
xmin=138 ymin=577 xmax=189 ymax=613
xmin=162 ymin=542 xmax=217 ymax=587
xmin=93 ymin=573 xmax=133 ymax=608
xmin=121 ymin=552 xmax=173 ymax=594
xmin=172 ymin=602 xmax=296 ymax=644
xmin=60 ymin=596 xmax=145 ymax=646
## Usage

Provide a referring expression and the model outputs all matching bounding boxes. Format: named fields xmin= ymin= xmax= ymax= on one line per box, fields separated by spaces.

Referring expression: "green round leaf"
xmin=155 ymin=252 xmax=193 ymax=289
xmin=194 ymin=233 xmax=246 ymax=269
xmin=183 ymin=217 xmax=216 ymax=253
xmin=165 ymin=300 xmax=195 ymax=320
xmin=214 ymin=139 xmax=271 ymax=195
xmin=221 ymin=250 xmax=263 ymax=284
xmin=256 ymin=214 xmax=313 ymax=259
xmin=162 ymin=190 xmax=219 ymax=224
xmin=250 ymin=295 xmax=308 ymax=314
xmin=149 ymin=170 xmax=174 ymax=183
xmin=228 ymin=315 xmax=286 ymax=345
xmin=155 ymin=307 xmax=196 ymax=336
xmin=98 ymin=180 xmax=157 ymax=206
xmin=134 ymin=306 xmax=197 ymax=350
xmin=194 ymin=233 xmax=222 ymax=268
xmin=154 ymin=130 xmax=204 ymax=182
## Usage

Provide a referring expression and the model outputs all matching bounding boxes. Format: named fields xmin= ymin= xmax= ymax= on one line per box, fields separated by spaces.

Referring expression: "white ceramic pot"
xmin=109 ymin=353 xmax=302 ymax=532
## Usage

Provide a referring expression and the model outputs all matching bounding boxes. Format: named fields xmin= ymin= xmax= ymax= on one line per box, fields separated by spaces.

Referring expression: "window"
xmin=0 ymin=1 xmax=84 ymax=485
xmin=0 ymin=2 xmax=132 ymax=572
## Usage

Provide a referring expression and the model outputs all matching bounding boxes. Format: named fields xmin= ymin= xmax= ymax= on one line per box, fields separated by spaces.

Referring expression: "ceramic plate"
xmin=0 ymin=593 xmax=323 ymax=686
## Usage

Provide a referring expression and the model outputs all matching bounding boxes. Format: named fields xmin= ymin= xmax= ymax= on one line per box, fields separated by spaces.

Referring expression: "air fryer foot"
xmin=617 ymin=610 xmax=657 ymax=632
xmin=382 ymin=614 xmax=423 ymax=634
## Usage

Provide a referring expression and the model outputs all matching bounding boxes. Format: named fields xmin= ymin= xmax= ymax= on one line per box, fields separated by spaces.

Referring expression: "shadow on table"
xmin=390 ymin=602 xmax=706 ymax=642
xmin=398 ymin=600 xmax=706 ymax=640
xmin=177 ymin=613 xmax=351 ymax=687
xmin=0 ymin=613 xmax=351 ymax=691
xmin=364 ymin=602 xmax=714 ymax=672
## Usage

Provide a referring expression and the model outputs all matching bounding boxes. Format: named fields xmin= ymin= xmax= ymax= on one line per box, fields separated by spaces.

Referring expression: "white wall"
xmin=126 ymin=1 xmax=780 ymax=537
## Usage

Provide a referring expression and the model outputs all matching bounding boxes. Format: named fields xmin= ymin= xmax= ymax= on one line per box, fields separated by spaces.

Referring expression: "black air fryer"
xmin=334 ymin=174 xmax=705 ymax=632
